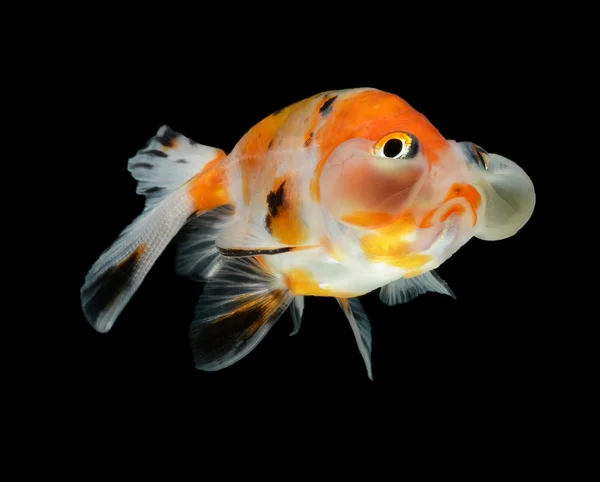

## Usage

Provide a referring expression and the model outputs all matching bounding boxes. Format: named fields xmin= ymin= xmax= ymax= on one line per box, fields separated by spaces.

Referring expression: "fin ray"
xmin=81 ymin=125 xmax=224 ymax=332
xmin=379 ymin=270 xmax=455 ymax=306
xmin=81 ymin=190 xmax=194 ymax=332
xmin=175 ymin=204 xmax=235 ymax=281
xmin=191 ymin=257 xmax=293 ymax=371
xmin=289 ymin=296 xmax=305 ymax=336
xmin=337 ymin=298 xmax=373 ymax=380
xmin=128 ymin=125 xmax=225 ymax=210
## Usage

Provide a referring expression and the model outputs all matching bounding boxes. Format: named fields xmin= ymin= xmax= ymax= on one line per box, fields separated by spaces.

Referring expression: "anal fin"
xmin=191 ymin=257 xmax=294 ymax=371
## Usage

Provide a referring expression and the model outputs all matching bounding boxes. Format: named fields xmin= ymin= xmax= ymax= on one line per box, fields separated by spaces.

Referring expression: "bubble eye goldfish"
xmin=81 ymin=88 xmax=535 ymax=380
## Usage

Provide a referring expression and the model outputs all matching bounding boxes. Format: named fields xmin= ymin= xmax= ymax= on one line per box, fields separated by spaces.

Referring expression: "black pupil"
xmin=383 ymin=138 xmax=403 ymax=158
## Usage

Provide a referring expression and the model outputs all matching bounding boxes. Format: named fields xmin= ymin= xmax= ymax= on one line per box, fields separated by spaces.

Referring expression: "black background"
xmin=58 ymin=35 xmax=551 ymax=394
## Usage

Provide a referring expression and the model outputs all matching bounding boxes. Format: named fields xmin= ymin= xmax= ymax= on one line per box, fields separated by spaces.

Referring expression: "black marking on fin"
xmin=144 ymin=186 xmax=165 ymax=194
xmin=142 ymin=149 xmax=168 ymax=158
xmin=191 ymin=287 xmax=290 ymax=370
xmin=319 ymin=96 xmax=337 ymax=116
xmin=272 ymin=107 xmax=284 ymax=115
xmin=267 ymin=181 xmax=286 ymax=217
xmin=155 ymin=127 xmax=177 ymax=147
xmin=81 ymin=247 xmax=143 ymax=322
xmin=175 ymin=158 xmax=188 ymax=164
xmin=218 ymin=246 xmax=294 ymax=257
xmin=130 ymin=162 xmax=153 ymax=169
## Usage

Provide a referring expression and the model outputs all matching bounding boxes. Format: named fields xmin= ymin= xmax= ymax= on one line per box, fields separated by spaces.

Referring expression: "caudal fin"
xmin=81 ymin=126 xmax=228 ymax=333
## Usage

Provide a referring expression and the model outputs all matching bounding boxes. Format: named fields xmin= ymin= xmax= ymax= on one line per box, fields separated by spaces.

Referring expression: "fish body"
xmin=81 ymin=88 xmax=536 ymax=379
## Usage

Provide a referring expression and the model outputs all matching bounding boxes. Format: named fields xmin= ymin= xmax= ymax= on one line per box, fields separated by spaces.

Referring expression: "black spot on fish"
xmin=268 ymin=139 xmax=274 ymax=149
xmin=81 ymin=246 xmax=144 ymax=324
xmin=265 ymin=213 xmax=272 ymax=233
xmin=144 ymin=186 xmax=165 ymax=194
xmin=130 ymin=162 xmax=153 ymax=169
xmin=142 ymin=149 xmax=168 ymax=158
xmin=267 ymin=181 xmax=286 ymax=217
xmin=175 ymin=159 xmax=188 ymax=164
xmin=319 ymin=96 xmax=337 ymax=116
xmin=189 ymin=139 xmax=198 ymax=146
xmin=155 ymin=127 xmax=177 ymax=147
xmin=304 ymin=131 xmax=315 ymax=147
xmin=218 ymin=246 xmax=294 ymax=257
xmin=272 ymin=107 xmax=284 ymax=115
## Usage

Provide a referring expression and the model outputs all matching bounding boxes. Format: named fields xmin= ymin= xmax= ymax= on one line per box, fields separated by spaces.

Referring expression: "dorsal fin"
xmin=128 ymin=125 xmax=225 ymax=209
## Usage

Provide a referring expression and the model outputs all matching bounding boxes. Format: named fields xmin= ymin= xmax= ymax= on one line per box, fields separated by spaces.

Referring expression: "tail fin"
xmin=81 ymin=126 xmax=227 ymax=333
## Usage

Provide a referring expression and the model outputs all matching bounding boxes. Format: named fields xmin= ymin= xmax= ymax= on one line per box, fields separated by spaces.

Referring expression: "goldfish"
xmin=80 ymin=88 xmax=535 ymax=380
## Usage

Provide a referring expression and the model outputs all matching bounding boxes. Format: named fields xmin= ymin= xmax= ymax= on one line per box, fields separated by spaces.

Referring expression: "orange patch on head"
xmin=446 ymin=183 xmax=481 ymax=207
xmin=360 ymin=213 xmax=417 ymax=258
xmin=440 ymin=203 xmax=466 ymax=221
xmin=376 ymin=213 xmax=417 ymax=237
xmin=445 ymin=183 xmax=481 ymax=225
xmin=419 ymin=210 xmax=435 ymax=229
xmin=311 ymin=89 xmax=449 ymax=202
xmin=360 ymin=212 xmax=430 ymax=269
xmin=188 ymin=151 xmax=230 ymax=212
xmin=342 ymin=211 xmax=394 ymax=227
xmin=419 ymin=183 xmax=482 ymax=228
xmin=285 ymin=268 xmax=353 ymax=297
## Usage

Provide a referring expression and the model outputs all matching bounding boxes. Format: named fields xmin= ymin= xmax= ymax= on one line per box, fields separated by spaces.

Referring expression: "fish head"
xmin=318 ymin=92 xmax=535 ymax=271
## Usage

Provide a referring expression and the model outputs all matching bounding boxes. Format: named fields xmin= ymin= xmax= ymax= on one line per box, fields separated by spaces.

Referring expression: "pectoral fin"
xmin=379 ymin=270 xmax=455 ymax=306
xmin=289 ymin=296 xmax=304 ymax=336
xmin=337 ymin=298 xmax=373 ymax=380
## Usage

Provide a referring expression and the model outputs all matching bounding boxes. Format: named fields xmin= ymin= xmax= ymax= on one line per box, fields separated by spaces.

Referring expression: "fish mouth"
xmin=427 ymin=216 xmax=460 ymax=257
xmin=413 ymin=214 xmax=462 ymax=257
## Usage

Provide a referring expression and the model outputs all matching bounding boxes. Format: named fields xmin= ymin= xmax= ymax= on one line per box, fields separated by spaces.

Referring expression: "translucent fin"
xmin=191 ymin=257 xmax=293 ymax=371
xmin=81 ymin=189 xmax=194 ymax=332
xmin=379 ymin=270 xmax=455 ymax=306
xmin=175 ymin=205 xmax=235 ymax=281
xmin=128 ymin=125 xmax=225 ymax=210
xmin=289 ymin=296 xmax=304 ymax=336
xmin=337 ymin=298 xmax=373 ymax=380
xmin=81 ymin=125 xmax=223 ymax=332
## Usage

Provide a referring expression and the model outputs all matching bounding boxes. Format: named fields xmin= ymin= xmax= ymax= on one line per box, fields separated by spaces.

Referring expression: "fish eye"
xmin=373 ymin=132 xmax=419 ymax=160
xmin=464 ymin=143 xmax=490 ymax=169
